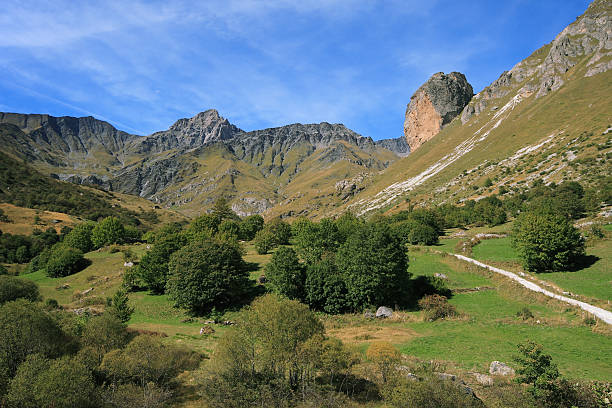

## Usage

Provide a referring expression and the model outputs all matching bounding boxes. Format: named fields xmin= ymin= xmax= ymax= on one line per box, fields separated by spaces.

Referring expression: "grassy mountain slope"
xmin=344 ymin=1 xmax=611 ymax=217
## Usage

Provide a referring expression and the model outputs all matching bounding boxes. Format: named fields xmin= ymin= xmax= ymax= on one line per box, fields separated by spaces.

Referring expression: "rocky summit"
xmin=403 ymin=72 xmax=473 ymax=152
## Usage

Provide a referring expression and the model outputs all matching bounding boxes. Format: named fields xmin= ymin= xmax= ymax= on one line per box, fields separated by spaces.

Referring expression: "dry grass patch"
xmin=0 ymin=203 xmax=77 ymax=234
xmin=328 ymin=325 xmax=419 ymax=344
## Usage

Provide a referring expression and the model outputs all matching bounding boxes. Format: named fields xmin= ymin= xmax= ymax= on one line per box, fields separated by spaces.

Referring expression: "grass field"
xmin=17 ymin=237 xmax=612 ymax=383
xmin=471 ymin=237 xmax=519 ymax=263
xmin=469 ymin=233 xmax=612 ymax=303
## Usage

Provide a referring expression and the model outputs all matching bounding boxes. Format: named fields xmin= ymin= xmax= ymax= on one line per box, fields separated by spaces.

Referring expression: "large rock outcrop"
xmin=403 ymin=72 xmax=473 ymax=151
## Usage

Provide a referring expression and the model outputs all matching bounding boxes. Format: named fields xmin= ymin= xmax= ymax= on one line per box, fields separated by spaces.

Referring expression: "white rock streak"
xmin=353 ymin=92 xmax=531 ymax=215
xmin=451 ymin=254 xmax=612 ymax=325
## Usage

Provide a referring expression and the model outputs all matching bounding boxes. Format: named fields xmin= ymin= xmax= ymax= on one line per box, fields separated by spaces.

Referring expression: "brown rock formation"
xmin=404 ymin=72 xmax=473 ymax=151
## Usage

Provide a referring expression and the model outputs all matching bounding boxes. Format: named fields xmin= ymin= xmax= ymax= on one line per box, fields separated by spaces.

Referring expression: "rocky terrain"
xmin=0 ymin=109 xmax=407 ymax=216
xmin=404 ymin=72 xmax=473 ymax=151
xmin=348 ymin=0 xmax=611 ymax=216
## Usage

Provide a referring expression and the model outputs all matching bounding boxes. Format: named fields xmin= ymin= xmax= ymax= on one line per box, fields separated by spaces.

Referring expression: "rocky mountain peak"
xmin=403 ymin=72 xmax=473 ymax=151
xmin=167 ymin=109 xmax=242 ymax=145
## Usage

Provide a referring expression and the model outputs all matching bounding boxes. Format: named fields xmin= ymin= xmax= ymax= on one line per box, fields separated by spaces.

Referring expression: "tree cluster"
xmin=0 ymin=277 xmax=200 ymax=407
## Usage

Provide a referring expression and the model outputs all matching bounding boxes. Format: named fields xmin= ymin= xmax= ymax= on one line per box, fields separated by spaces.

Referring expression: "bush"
xmin=166 ymin=239 xmax=250 ymax=314
xmin=512 ymin=212 xmax=585 ymax=272
xmin=0 ymin=275 xmax=40 ymax=304
xmin=253 ymin=228 xmax=276 ymax=254
xmin=239 ymin=215 xmax=264 ymax=241
xmin=81 ymin=314 xmax=130 ymax=364
xmin=45 ymin=244 xmax=87 ymax=278
xmin=366 ymin=342 xmax=401 ymax=383
xmin=200 ymin=294 xmax=340 ymax=407
xmin=62 ymin=222 xmax=95 ymax=253
xmin=382 ymin=375 xmax=484 ymax=408
xmin=137 ymin=233 xmax=187 ymax=294
xmin=405 ymin=221 xmax=439 ymax=245
xmin=218 ymin=219 xmax=241 ymax=239
xmin=0 ymin=300 xmax=68 ymax=393
xmin=266 ymin=218 xmax=292 ymax=245
xmin=418 ymin=294 xmax=457 ymax=321
xmin=107 ymin=289 xmax=134 ymax=323
xmin=265 ymin=247 xmax=305 ymax=301
xmin=305 ymin=258 xmax=349 ymax=314
xmin=5 ymin=354 xmax=99 ymax=408
xmin=336 ymin=222 xmax=410 ymax=310
xmin=45 ymin=245 xmax=87 ymax=278
xmin=101 ymin=334 xmax=200 ymax=388
xmin=91 ymin=216 xmax=125 ymax=248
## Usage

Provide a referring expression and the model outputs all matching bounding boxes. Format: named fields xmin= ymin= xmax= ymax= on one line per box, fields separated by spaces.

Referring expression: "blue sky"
xmin=0 ymin=0 xmax=591 ymax=140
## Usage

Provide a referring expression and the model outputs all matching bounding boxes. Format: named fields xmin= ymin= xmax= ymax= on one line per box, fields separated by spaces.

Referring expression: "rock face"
xmin=404 ymin=72 xmax=473 ymax=151
xmin=461 ymin=0 xmax=612 ymax=123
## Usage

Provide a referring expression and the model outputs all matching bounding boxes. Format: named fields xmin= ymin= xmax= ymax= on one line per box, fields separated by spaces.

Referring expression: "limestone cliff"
xmin=403 ymin=72 xmax=473 ymax=151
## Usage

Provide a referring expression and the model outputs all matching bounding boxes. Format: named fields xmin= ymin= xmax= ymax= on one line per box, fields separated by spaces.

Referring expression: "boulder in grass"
xmin=376 ymin=306 xmax=393 ymax=318
xmin=489 ymin=361 xmax=515 ymax=376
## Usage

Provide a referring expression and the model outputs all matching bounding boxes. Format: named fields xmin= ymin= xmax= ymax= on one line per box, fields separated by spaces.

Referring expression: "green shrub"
xmin=265 ymin=247 xmax=305 ymax=301
xmin=336 ymin=222 xmax=410 ymax=310
xmin=512 ymin=212 xmax=585 ymax=272
xmin=6 ymin=354 xmax=99 ymax=408
xmin=45 ymin=245 xmax=86 ymax=278
xmin=166 ymin=239 xmax=250 ymax=315
xmin=418 ymin=294 xmax=457 ymax=321
xmin=62 ymin=223 xmax=94 ymax=253
xmin=91 ymin=216 xmax=125 ymax=248
xmin=0 ymin=275 xmax=40 ymax=304
xmin=253 ymin=228 xmax=276 ymax=254
xmin=239 ymin=215 xmax=264 ymax=241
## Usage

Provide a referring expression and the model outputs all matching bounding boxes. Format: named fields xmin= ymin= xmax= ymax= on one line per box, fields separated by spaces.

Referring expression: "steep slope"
xmin=347 ymin=0 xmax=612 ymax=216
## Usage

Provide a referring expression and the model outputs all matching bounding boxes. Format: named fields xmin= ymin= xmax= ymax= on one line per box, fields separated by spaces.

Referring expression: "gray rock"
xmin=435 ymin=373 xmax=476 ymax=397
xmin=434 ymin=273 xmax=448 ymax=279
xmin=489 ymin=361 xmax=515 ymax=376
xmin=376 ymin=306 xmax=393 ymax=318
xmin=473 ymin=373 xmax=494 ymax=386
xmin=363 ymin=310 xmax=376 ymax=319
xmin=123 ymin=261 xmax=134 ymax=267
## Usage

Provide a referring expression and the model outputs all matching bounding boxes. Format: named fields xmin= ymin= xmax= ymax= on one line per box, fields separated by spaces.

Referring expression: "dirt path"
xmin=451 ymin=254 xmax=612 ymax=325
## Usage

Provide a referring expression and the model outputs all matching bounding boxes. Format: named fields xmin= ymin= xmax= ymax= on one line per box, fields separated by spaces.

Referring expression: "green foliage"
xmin=239 ymin=214 xmax=264 ymax=241
xmin=166 ymin=239 xmax=250 ymax=314
xmin=382 ymin=376 xmax=484 ymax=408
xmin=483 ymin=177 xmax=493 ymax=187
xmin=187 ymin=214 xmax=219 ymax=239
xmin=0 ymin=275 xmax=40 ymax=304
xmin=0 ymin=228 xmax=59 ymax=263
xmin=0 ymin=300 xmax=67 ymax=394
xmin=292 ymin=218 xmax=340 ymax=263
xmin=514 ymin=340 xmax=560 ymax=401
xmin=45 ymin=244 xmax=86 ymax=278
xmin=80 ymin=314 xmax=130 ymax=365
xmin=103 ymin=382 xmax=172 ymax=408
xmin=62 ymin=222 xmax=95 ymax=253
xmin=394 ymin=220 xmax=439 ymax=245
xmin=5 ymin=354 xmax=99 ymax=408
xmin=91 ymin=216 xmax=125 ymax=248
xmin=265 ymin=247 xmax=305 ymax=301
xmin=253 ymin=228 xmax=276 ymax=254
xmin=137 ymin=233 xmax=187 ymax=294
xmin=218 ymin=219 xmax=241 ymax=239
xmin=200 ymin=294 xmax=353 ymax=407
xmin=418 ymin=294 xmax=457 ymax=321
xmin=336 ymin=222 xmax=410 ymax=310
xmin=473 ymin=196 xmax=507 ymax=226
xmin=107 ymin=289 xmax=134 ymax=323
xmin=305 ymin=258 xmax=349 ymax=314
xmin=266 ymin=218 xmax=292 ymax=245
xmin=101 ymin=334 xmax=199 ymax=388
xmin=512 ymin=212 xmax=585 ymax=272
xmin=211 ymin=197 xmax=240 ymax=223
xmin=0 ymin=151 xmax=142 ymax=224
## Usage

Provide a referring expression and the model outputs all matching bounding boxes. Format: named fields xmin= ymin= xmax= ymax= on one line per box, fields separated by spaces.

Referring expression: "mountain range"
xmin=0 ymin=0 xmax=610 ymax=219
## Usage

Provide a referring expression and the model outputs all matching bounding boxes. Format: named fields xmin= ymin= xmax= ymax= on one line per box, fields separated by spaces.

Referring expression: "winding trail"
xmin=450 ymin=253 xmax=612 ymax=325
